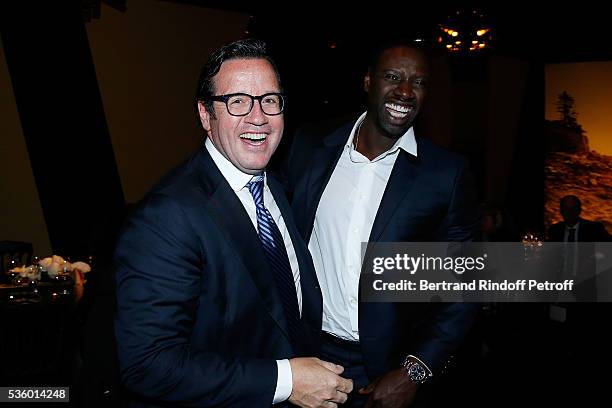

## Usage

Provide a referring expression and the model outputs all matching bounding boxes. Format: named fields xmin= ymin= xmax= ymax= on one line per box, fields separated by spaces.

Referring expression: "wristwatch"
xmin=401 ymin=356 xmax=432 ymax=384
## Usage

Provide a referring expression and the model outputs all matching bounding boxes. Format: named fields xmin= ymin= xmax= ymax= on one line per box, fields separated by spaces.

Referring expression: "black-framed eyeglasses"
xmin=206 ymin=92 xmax=285 ymax=116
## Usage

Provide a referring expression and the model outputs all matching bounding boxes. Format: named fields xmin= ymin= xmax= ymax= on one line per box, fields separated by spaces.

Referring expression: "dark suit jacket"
xmin=114 ymin=147 xmax=322 ymax=407
xmin=285 ymin=120 xmax=479 ymax=380
xmin=548 ymin=218 xmax=610 ymax=301
xmin=548 ymin=218 xmax=611 ymax=242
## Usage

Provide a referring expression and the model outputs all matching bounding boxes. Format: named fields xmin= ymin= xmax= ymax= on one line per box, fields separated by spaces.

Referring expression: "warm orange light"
xmin=472 ymin=40 xmax=479 ymax=44
xmin=477 ymin=29 xmax=489 ymax=36
xmin=446 ymin=44 xmax=452 ymax=49
xmin=451 ymin=31 xmax=459 ymax=37
xmin=438 ymin=36 xmax=443 ymax=43
xmin=455 ymin=40 xmax=462 ymax=45
xmin=479 ymin=43 xmax=486 ymax=48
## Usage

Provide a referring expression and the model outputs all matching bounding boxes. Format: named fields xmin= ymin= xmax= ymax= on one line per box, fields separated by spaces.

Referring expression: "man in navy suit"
xmin=114 ymin=39 xmax=352 ymax=408
xmin=546 ymin=199 xmax=610 ymax=395
xmin=286 ymin=41 xmax=479 ymax=407
xmin=548 ymin=195 xmax=610 ymax=243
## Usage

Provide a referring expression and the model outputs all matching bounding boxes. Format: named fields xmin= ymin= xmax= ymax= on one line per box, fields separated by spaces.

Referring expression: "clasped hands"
xmin=290 ymin=361 xmax=417 ymax=408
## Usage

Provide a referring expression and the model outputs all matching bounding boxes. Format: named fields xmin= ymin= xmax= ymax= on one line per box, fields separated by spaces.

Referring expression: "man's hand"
xmin=289 ymin=357 xmax=354 ymax=408
xmin=358 ymin=368 xmax=418 ymax=408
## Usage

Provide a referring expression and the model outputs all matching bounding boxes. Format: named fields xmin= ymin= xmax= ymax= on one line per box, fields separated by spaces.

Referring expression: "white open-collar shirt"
xmin=308 ymin=112 xmax=417 ymax=341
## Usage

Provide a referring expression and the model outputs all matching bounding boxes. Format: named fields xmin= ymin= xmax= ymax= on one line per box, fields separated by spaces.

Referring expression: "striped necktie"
xmin=247 ymin=175 xmax=301 ymax=340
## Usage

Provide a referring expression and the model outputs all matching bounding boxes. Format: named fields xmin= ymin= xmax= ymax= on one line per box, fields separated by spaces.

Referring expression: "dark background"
xmin=3 ymin=1 xmax=611 ymax=257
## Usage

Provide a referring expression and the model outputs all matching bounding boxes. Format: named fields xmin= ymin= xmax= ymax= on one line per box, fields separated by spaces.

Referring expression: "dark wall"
xmin=1 ymin=1 xmax=249 ymax=259
xmin=1 ymin=0 xmax=125 ymax=258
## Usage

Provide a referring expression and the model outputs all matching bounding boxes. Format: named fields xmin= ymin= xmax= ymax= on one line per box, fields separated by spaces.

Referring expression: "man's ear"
xmin=197 ymin=101 xmax=213 ymax=134
xmin=364 ymin=69 xmax=371 ymax=92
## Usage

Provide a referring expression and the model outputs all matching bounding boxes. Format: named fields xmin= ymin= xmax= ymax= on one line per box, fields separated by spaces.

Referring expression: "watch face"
xmin=408 ymin=364 xmax=426 ymax=382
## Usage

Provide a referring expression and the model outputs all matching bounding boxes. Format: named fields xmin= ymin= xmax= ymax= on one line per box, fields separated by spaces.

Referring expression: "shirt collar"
xmin=345 ymin=111 xmax=418 ymax=158
xmin=205 ymin=137 xmax=265 ymax=191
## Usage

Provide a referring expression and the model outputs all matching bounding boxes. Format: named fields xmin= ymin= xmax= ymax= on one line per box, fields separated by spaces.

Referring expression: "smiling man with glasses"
xmin=114 ymin=39 xmax=352 ymax=408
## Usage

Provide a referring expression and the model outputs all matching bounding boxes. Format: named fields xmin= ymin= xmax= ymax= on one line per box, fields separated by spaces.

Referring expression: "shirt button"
xmin=350 ymin=298 xmax=357 ymax=305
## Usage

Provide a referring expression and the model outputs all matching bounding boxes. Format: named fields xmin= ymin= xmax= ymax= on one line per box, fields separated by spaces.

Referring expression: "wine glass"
xmin=7 ymin=255 xmax=21 ymax=283
xmin=54 ymin=257 xmax=72 ymax=286
xmin=30 ymin=255 xmax=42 ymax=280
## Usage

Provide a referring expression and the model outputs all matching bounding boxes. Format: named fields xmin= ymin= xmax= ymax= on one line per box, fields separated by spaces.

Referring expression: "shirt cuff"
xmin=273 ymin=359 xmax=293 ymax=404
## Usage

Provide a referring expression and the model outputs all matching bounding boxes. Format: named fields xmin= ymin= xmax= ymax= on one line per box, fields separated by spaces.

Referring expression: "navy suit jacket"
xmin=285 ymin=120 xmax=480 ymax=380
xmin=114 ymin=147 xmax=322 ymax=407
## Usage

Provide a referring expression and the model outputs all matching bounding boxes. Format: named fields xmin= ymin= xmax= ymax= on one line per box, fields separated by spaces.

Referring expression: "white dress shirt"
xmin=308 ymin=112 xmax=418 ymax=341
xmin=205 ymin=138 xmax=300 ymax=404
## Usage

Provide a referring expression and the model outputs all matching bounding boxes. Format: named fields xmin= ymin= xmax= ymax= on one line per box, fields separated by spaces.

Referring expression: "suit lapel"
xmin=300 ymin=122 xmax=421 ymax=244
xmin=302 ymin=123 xmax=352 ymax=241
xmin=196 ymin=149 xmax=290 ymax=340
xmin=368 ymin=150 xmax=420 ymax=242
